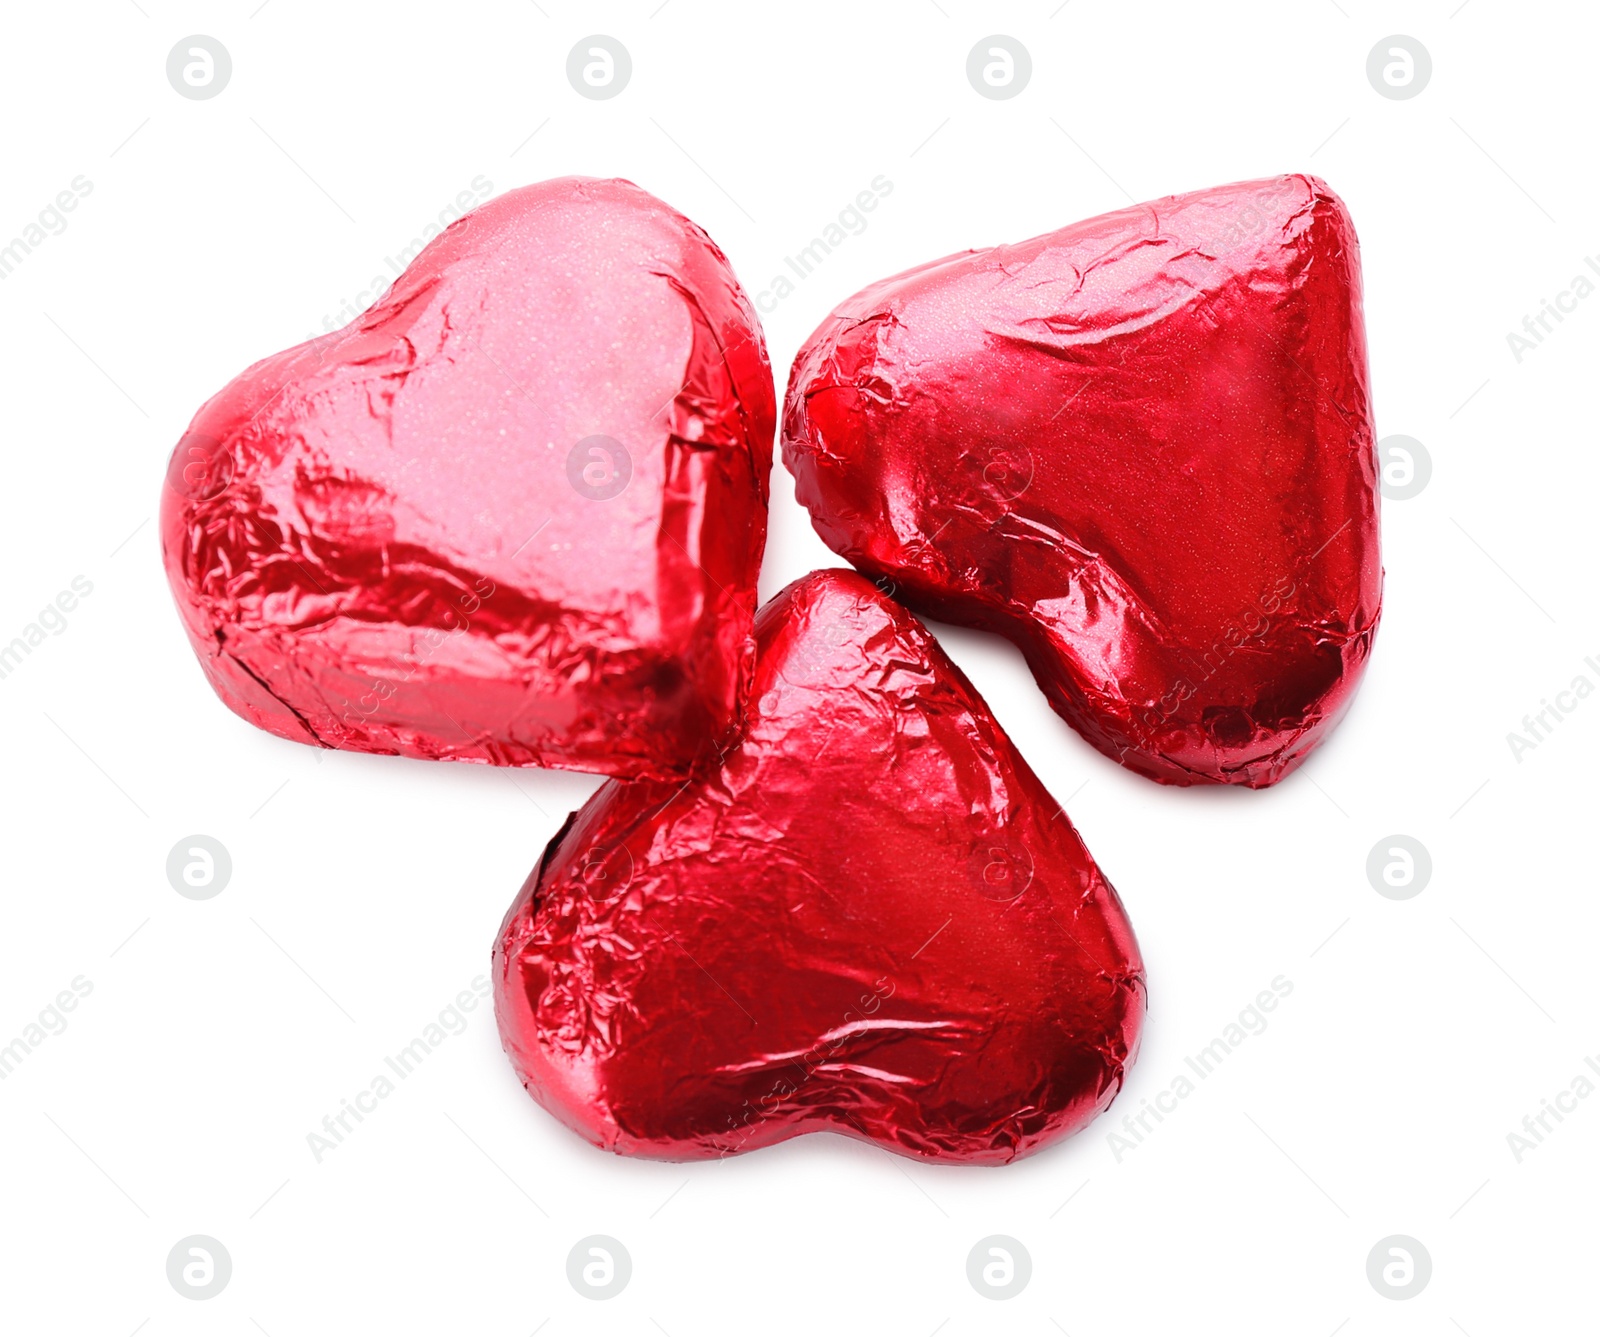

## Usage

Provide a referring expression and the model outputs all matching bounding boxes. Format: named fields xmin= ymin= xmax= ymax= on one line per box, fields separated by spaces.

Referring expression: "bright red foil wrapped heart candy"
xmin=494 ymin=569 xmax=1145 ymax=1164
xmin=783 ymin=175 xmax=1381 ymax=786
xmin=162 ymin=177 xmax=774 ymax=779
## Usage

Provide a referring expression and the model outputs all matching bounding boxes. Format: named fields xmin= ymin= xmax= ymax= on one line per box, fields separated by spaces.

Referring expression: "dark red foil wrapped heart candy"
xmin=162 ymin=177 xmax=774 ymax=779
xmin=783 ymin=175 xmax=1382 ymax=786
xmin=494 ymin=569 xmax=1145 ymax=1164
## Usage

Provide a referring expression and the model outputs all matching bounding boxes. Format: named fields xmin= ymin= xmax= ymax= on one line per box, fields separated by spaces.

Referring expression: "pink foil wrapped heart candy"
xmin=162 ymin=177 xmax=774 ymax=779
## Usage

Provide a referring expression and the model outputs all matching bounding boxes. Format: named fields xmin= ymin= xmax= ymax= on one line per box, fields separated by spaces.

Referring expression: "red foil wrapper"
xmin=783 ymin=175 xmax=1381 ymax=786
xmin=494 ymin=569 xmax=1145 ymax=1164
xmin=162 ymin=177 xmax=774 ymax=779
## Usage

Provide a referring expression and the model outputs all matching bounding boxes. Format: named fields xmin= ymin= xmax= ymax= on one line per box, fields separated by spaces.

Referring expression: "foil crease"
xmin=494 ymin=569 xmax=1145 ymax=1164
xmin=782 ymin=175 xmax=1381 ymax=786
xmin=161 ymin=177 xmax=775 ymax=779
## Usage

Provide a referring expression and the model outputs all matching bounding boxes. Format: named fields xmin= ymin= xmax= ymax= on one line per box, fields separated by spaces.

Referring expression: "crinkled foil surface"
xmin=494 ymin=569 xmax=1145 ymax=1164
xmin=161 ymin=177 xmax=775 ymax=779
xmin=783 ymin=175 xmax=1381 ymax=786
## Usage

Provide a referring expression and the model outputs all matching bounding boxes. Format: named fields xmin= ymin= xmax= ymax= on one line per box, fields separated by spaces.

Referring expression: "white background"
xmin=1 ymin=1 xmax=1595 ymax=1332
